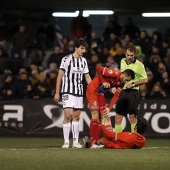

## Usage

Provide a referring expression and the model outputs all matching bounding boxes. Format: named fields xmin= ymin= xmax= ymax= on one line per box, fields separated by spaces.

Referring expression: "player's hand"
xmin=102 ymin=82 xmax=110 ymax=88
xmin=126 ymin=83 xmax=133 ymax=89
xmin=110 ymin=87 xmax=116 ymax=94
xmin=54 ymin=93 xmax=60 ymax=103
xmin=103 ymin=108 xmax=110 ymax=118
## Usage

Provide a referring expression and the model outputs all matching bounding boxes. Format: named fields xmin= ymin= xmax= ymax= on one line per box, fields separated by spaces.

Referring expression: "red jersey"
xmin=86 ymin=66 xmax=123 ymax=110
xmin=101 ymin=125 xmax=146 ymax=149
xmin=87 ymin=66 xmax=123 ymax=92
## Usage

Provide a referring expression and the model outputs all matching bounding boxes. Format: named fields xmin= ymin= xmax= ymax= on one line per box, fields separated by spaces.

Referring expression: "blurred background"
xmin=1 ymin=0 xmax=170 ymax=38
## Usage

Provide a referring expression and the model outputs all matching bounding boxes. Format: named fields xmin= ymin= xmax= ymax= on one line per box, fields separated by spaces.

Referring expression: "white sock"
xmin=72 ymin=121 xmax=79 ymax=144
xmin=63 ymin=122 xmax=71 ymax=144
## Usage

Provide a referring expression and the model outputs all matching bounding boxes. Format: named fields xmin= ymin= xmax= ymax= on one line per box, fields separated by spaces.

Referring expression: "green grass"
xmin=0 ymin=138 xmax=170 ymax=170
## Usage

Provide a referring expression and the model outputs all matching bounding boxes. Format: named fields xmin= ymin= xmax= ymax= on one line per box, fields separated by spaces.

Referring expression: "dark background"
xmin=1 ymin=0 xmax=170 ymax=38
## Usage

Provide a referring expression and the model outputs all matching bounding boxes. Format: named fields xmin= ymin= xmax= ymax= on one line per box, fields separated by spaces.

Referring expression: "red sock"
xmin=90 ymin=119 xmax=101 ymax=144
xmin=98 ymin=93 xmax=106 ymax=114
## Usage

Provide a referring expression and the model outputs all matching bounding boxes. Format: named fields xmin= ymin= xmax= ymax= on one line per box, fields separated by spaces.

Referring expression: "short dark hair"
xmin=136 ymin=118 xmax=149 ymax=134
xmin=122 ymin=69 xmax=135 ymax=79
xmin=74 ymin=39 xmax=88 ymax=49
xmin=126 ymin=45 xmax=137 ymax=54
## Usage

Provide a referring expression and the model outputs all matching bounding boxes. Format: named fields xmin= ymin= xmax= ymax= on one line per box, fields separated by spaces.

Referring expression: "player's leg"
xmin=129 ymin=114 xmax=137 ymax=132
xmin=86 ymin=90 xmax=101 ymax=147
xmin=62 ymin=108 xmax=72 ymax=148
xmin=115 ymin=91 xmax=127 ymax=132
xmin=90 ymin=111 xmax=101 ymax=145
xmin=72 ymin=109 xmax=82 ymax=148
xmin=128 ymin=90 xmax=140 ymax=132
xmin=98 ymin=85 xmax=106 ymax=115
xmin=115 ymin=113 xmax=123 ymax=132
xmin=72 ymin=96 xmax=83 ymax=148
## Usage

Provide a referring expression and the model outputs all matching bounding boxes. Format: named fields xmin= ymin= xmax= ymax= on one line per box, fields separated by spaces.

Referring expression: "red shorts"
xmin=86 ymin=88 xmax=99 ymax=111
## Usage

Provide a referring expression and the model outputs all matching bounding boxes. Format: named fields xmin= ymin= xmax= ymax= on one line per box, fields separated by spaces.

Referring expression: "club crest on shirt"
xmin=108 ymin=70 xmax=113 ymax=74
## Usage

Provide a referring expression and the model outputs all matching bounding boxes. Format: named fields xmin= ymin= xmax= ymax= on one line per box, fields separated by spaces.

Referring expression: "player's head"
xmin=126 ymin=45 xmax=137 ymax=54
xmin=136 ymin=118 xmax=149 ymax=134
xmin=74 ymin=39 xmax=88 ymax=49
xmin=125 ymin=45 xmax=136 ymax=63
xmin=74 ymin=39 xmax=88 ymax=56
xmin=120 ymin=69 xmax=135 ymax=84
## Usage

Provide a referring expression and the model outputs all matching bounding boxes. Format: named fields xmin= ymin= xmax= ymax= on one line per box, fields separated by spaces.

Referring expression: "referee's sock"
xmin=114 ymin=124 xmax=122 ymax=133
xmin=131 ymin=123 xmax=136 ymax=133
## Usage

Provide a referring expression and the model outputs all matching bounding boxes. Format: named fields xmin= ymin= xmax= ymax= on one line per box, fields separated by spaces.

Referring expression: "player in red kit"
xmin=86 ymin=66 xmax=135 ymax=148
xmin=83 ymin=117 xmax=148 ymax=149
xmin=101 ymin=116 xmax=148 ymax=149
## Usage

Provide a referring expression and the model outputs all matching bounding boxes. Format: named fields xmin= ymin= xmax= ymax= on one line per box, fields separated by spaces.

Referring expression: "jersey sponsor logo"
xmin=62 ymin=95 xmax=69 ymax=101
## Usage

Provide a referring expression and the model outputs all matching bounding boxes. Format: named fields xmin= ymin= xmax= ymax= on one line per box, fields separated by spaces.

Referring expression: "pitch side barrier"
xmin=0 ymin=98 xmax=170 ymax=138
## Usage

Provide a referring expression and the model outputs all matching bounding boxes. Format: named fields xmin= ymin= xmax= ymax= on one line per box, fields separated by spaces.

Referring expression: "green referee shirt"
xmin=120 ymin=58 xmax=147 ymax=90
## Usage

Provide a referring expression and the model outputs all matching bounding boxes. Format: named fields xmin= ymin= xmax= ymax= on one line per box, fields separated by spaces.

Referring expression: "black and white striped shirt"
xmin=60 ymin=54 xmax=89 ymax=96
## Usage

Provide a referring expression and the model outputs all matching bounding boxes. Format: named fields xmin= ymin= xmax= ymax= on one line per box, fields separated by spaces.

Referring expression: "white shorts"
xmin=62 ymin=94 xmax=83 ymax=109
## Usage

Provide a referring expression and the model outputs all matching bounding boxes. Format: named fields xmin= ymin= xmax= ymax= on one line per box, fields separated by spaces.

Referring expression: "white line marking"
xmin=0 ymin=147 xmax=170 ymax=151
xmin=142 ymin=147 xmax=170 ymax=149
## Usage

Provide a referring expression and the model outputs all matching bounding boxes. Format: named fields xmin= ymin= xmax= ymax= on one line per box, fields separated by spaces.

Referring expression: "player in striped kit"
xmin=54 ymin=39 xmax=91 ymax=148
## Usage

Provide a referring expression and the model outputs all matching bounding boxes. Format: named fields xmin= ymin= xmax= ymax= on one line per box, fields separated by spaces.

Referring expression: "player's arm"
xmin=126 ymin=64 xmax=148 ymax=89
xmin=84 ymin=73 xmax=92 ymax=84
xmin=54 ymin=69 xmax=64 ymax=102
xmin=101 ymin=88 xmax=121 ymax=118
xmin=108 ymin=88 xmax=121 ymax=110
xmin=96 ymin=66 xmax=110 ymax=88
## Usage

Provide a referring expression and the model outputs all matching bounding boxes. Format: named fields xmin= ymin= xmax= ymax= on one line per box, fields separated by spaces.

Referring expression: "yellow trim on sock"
xmin=131 ymin=124 xmax=136 ymax=133
xmin=114 ymin=124 xmax=122 ymax=133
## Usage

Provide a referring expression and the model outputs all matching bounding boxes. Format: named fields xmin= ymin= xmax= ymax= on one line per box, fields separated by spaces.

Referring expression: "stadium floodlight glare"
xmin=52 ymin=11 xmax=80 ymax=17
xmin=142 ymin=13 xmax=170 ymax=17
xmin=83 ymin=10 xmax=114 ymax=16
xmin=52 ymin=10 xmax=114 ymax=17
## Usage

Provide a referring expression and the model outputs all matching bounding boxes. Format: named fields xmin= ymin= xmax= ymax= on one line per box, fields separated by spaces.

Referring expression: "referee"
xmin=114 ymin=45 xmax=148 ymax=133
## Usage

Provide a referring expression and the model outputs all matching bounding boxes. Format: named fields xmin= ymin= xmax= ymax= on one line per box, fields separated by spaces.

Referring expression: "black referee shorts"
xmin=115 ymin=89 xmax=140 ymax=117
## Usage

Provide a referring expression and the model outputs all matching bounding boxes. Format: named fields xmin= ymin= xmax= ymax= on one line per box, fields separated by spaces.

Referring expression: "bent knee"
xmin=91 ymin=111 xmax=99 ymax=119
xmin=129 ymin=115 xmax=137 ymax=124
xmin=115 ymin=114 xmax=123 ymax=124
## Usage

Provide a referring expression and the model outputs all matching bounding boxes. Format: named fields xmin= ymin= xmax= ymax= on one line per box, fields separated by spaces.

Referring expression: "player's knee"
xmin=72 ymin=114 xmax=80 ymax=121
xmin=115 ymin=114 xmax=123 ymax=124
xmin=64 ymin=112 xmax=72 ymax=121
xmin=91 ymin=111 xmax=99 ymax=119
xmin=129 ymin=115 xmax=137 ymax=124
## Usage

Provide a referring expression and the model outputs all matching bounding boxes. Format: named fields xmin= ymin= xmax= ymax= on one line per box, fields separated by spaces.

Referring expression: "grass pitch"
xmin=0 ymin=137 xmax=170 ymax=170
